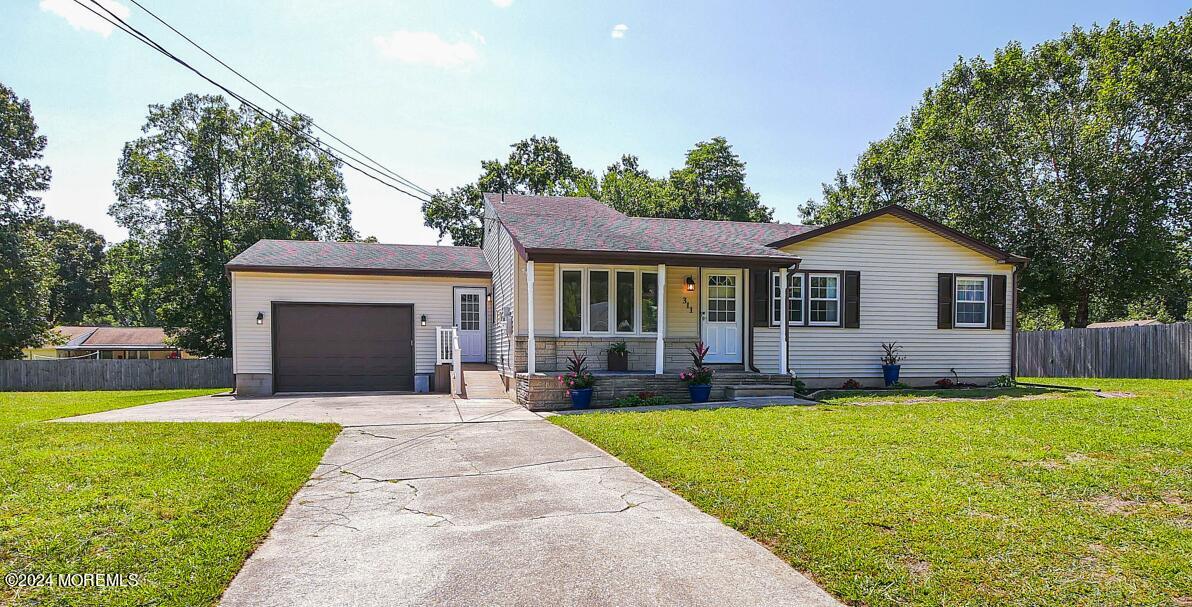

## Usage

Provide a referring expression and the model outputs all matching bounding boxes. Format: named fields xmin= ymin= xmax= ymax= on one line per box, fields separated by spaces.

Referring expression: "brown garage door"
xmin=273 ymin=303 xmax=414 ymax=392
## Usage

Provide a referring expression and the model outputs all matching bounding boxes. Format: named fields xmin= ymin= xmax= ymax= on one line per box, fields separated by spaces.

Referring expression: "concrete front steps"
xmin=724 ymin=384 xmax=798 ymax=399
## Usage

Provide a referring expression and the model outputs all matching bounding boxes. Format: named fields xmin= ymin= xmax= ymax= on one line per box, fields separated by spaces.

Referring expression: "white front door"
xmin=701 ymin=271 xmax=742 ymax=363
xmin=454 ymin=288 xmax=486 ymax=363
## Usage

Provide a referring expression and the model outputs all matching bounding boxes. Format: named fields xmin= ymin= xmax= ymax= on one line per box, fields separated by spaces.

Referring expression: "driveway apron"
xmin=63 ymin=393 xmax=840 ymax=606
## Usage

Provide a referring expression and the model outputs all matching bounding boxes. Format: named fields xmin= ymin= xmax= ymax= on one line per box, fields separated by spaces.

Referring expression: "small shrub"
xmin=991 ymin=374 xmax=1015 ymax=388
xmin=557 ymin=351 xmax=595 ymax=391
xmin=792 ymin=376 xmax=807 ymax=393
xmin=841 ymin=379 xmax=862 ymax=390
xmin=935 ymin=377 xmax=956 ymax=388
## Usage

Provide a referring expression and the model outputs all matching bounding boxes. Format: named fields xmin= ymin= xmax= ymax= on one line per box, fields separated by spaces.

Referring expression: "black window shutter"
xmin=990 ymin=274 xmax=1007 ymax=330
xmin=751 ymin=269 xmax=770 ymax=327
xmin=844 ymin=271 xmax=860 ymax=328
xmin=938 ymin=273 xmax=954 ymax=329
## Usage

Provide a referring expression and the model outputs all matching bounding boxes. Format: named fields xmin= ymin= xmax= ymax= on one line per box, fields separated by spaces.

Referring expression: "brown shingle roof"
xmin=81 ymin=327 xmax=170 ymax=348
xmin=485 ymin=193 xmax=810 ymax=266
xmin=226 ymin=240 xmax=490 ymax=277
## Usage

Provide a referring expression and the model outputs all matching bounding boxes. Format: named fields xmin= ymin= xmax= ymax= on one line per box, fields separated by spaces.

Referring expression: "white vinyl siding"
xmin=754 ymin=214 xmax=1014 ymax=382
xmin=231 ymin=272 xmax=491 ymax=375
xmin=483 ymin=204 xmax=518 ymax=374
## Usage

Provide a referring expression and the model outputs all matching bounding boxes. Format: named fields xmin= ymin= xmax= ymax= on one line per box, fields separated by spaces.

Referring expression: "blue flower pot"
xmin=688 ymin=384 xmax=712 ymax=403
xmin=882 ymin=364 xmax=901 ymax=387
xmin=569 ymin=388 xmax=593 ymax=409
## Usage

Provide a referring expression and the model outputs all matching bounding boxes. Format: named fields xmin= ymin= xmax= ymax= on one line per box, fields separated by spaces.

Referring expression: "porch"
xmin=515 ymin=368 xmax=797 ymax=411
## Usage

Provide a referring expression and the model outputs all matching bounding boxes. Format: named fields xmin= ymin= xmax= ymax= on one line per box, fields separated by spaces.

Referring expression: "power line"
xmin=72 ymin=0 xmax=433 ymax=203
xmin=124 ymin=0 xmax=434 ymax=198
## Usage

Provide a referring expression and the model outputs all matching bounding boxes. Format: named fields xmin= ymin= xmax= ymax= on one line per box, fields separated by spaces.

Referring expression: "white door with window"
xmin=454 ymin=288 xmax=486 ymax=363
xmin=702 ymin=271 xmax=742 ymax=363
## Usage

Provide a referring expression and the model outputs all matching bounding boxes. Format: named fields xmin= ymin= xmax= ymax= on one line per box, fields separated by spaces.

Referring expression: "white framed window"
xmin=560 ymin=269 xmax=583 ymax=333
xmin=558 ymin=266 xmax=659 ymax=336
xmin=954 ymin=275 xmax=988 ymax=328
xmin=808 ymin=273 xmax=840 ymax=326
xmin=771 ymin=272 xmax=804 ymax=325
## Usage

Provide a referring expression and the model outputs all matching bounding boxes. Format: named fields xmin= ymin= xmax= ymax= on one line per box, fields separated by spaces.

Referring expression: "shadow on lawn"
xmin=812 ymin=386 xmax=1076 ymax=404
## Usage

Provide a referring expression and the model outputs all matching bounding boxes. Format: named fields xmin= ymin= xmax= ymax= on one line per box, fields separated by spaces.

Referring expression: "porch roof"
xmin=486 ymin=193 xmax=808 ymax=268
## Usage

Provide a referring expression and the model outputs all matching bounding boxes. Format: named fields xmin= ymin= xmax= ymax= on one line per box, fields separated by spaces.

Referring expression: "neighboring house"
xmin=23 ymin=326 xmax=192 ymax=360
xmin=226 ymin=196 xmax=1027 ymax=404
xmin=1085 ymin=319 xmax=1162 ymax=329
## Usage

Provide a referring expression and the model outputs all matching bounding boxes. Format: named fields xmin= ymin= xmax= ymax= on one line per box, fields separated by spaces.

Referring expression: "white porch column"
xmin=779 ymin=267 xmax=789 ymax=375
xmin=655 ymin=264 xmax=666 ymax=374
xmin=526 ymin=260 xmax=536 ymax=374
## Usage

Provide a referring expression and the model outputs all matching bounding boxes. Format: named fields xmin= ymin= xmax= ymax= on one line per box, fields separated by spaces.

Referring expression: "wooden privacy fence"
xmin=1017 ymin=322 xmax=1192 ymax=379
xmin=0 ymin=358 xmax=233 ymax=391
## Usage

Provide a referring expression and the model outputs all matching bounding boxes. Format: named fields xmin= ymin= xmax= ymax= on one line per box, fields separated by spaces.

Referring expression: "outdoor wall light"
xmin=256 ymin=311 xmax=264 ymax=325
xmin=685 ymin=276 xmax=696 ymax=292
xmin=420 ymin=314 xmax=427 ymax=326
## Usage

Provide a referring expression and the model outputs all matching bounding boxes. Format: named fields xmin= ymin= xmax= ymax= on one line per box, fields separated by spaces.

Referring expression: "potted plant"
xmin=679 ymin=341 xmax=715 ymax=403
xmin=558 ymin=350 xmax=595 ymax=408
xmin=880 ymin=342 xmax=905 ymax=387
xmin=607 ymin=341 xmax=629 ymax=372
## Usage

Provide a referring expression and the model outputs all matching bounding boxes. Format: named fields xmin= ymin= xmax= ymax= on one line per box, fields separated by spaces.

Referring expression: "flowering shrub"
xmin=935 ymin=377 xmax=956 ymax=388
xmin=841 ymin=378 xmax=862 ymax=390
xmin=557 ymin=350 xmax=594 ymax=391
xmin=680 ymin=341 xmax=714 ymax=386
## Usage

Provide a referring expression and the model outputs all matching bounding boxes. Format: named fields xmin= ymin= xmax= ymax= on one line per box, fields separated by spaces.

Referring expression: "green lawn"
xmin=0 ymin=390 xmax=339 ymax=607
xmin=552 ymin=378 xmax=1192 ymax=607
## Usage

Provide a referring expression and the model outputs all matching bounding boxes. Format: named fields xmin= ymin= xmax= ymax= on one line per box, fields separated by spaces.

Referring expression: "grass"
xmin=0 ymin=390 xmax=339 ymax=607
xmin=552 ymin=378 xmax=1192 ymax=607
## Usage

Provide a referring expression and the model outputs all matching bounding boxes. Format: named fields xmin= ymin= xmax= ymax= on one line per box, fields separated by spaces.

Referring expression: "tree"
xmin=423 ymin=135 xmax=775 ymax=245
xmin=599 ymin=155 xmax=672 ymax=217
xmin=423 ymin=136 xmax=597 ymax=246
xmin=33 ymin=218 xmax=110 ymax=325
xmin=668 ymin=137 xmax=773 ymax=222
xmin=111 ymin=94 xmax=356 ymax=356
xmin=103 ymin=239 xmax=159 ymax=327
xmin=0 ymin=83 xmax=54 ymax=358
xmin=801 ymin=14 xmax=1192 ymax=327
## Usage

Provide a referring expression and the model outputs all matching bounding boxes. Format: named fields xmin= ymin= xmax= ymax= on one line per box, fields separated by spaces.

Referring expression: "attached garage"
xmin=273 ymin=303 xmax=414 ymax=392
xmin=227 ymin=240 xmax=491 ymax=396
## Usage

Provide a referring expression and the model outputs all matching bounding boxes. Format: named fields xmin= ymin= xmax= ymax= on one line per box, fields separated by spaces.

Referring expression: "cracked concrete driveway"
xmin=65 ymin=393 xmax=840 ymax=607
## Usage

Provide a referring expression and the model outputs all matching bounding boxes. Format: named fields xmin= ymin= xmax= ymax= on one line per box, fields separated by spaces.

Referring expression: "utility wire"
xmin=124 ymin=0 xmax=434 ymax=198
xmin=73 ymin=0 xmax=432 ymax=203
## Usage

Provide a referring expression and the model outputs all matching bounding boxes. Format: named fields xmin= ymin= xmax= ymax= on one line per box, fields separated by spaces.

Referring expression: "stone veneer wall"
xmin=516 ymin=371 xmax=793 ymax=411
xmin=512 ymin=336 xmax=697 ymax=373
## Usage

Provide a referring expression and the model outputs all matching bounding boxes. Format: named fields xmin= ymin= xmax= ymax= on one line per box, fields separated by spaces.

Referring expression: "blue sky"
xmin=3 ymin=0 xmax=1187 ymax=244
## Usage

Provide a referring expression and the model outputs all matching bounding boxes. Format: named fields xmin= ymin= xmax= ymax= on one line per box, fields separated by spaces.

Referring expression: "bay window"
xmin=561 ymin=270 xmax=582 ymax=332
xmin=559 ymin=267 xmax=658 ymax=335
xmin=641 ymin=272 xmax=658 ymax=333
xmin=589 ymin=270 xmax=610 ymax=332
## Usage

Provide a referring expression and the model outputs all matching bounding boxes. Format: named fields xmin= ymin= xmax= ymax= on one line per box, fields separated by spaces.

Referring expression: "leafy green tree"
xmin=801 ymin=14 xmax=1192 ymax=327
xmin=599 ymin=155 xmax=672 ymax=217
xmin=103 ymin=239 xmax=160 ymax=326
xmin=111 ymin=94 xmax=356 ymax=356
xmin=423 ymin=135 xmax=775 ymax=244
xmin=668 ymin=137 xmax=773 ymax=222
xmin=0 ymin=83 xmax=54 ymax=358
xmin=423 ymin=136 xmax=597 ymax=246
xmin=422 ymin=184 xmax=484 ymax=246
xmin=33 ymin=218 xmax=110 ymax=325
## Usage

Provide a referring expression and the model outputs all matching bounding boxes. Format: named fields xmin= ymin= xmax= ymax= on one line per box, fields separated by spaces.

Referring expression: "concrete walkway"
xmin=64 ymin=394 xmax=840 ymax=607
